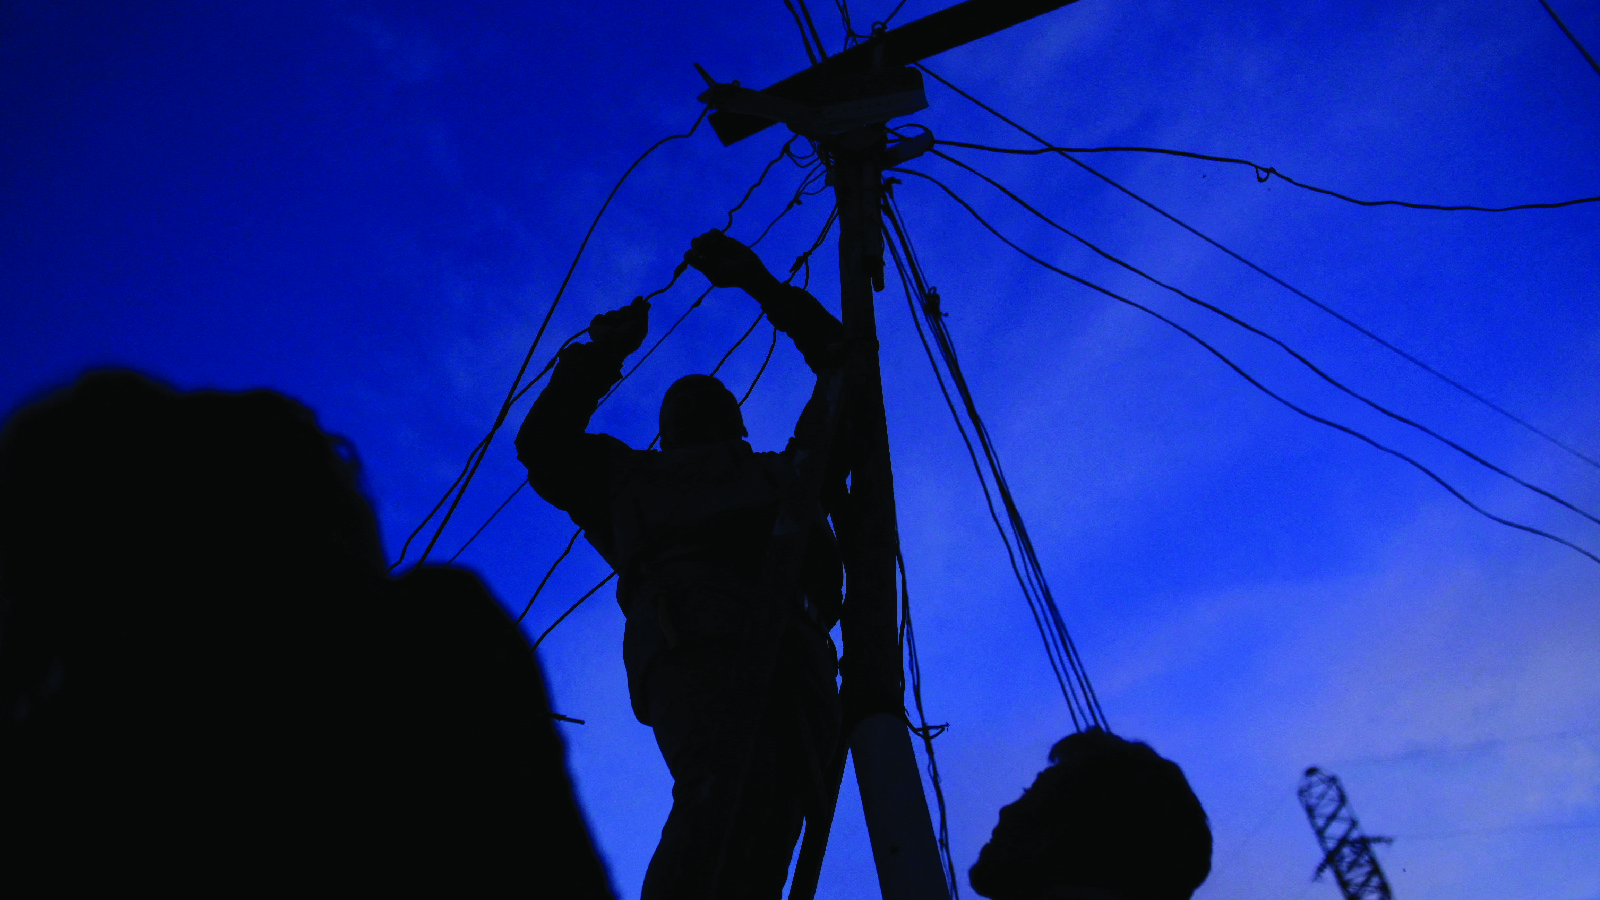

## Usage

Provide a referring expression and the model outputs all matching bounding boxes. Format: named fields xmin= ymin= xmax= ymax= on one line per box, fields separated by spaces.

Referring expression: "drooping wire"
xmin=916 ymin=63 xmax=1600 ymax=474
xmin=883 ymin=197 xmax=1107 ymax=730
xmin=712 ymin=312 xmax=770 ymax=375
xmin=391 ymin=436 xmax=489 ymax=569
xmin=1537 ymin=0 xmax=1600 ymax=79
xmin=740 ymin=326 xmax=781 ymax=406
xmin=446 ymin=482 xmax=526 ymax=566
xmin=517 ymin=527 xmax=584 ymax=625
xmin=533 ymin=572 xmax=617 ymax=651
xmin=602 ymin=287 xmax=716 ymax=407
xmin=899 ymin=156 xmax=1600 ymax=529
xmin=391 ymin=108 xmax=709 ymax=570
xmin=931 ymin=140 xmax=1600 ymax=212
xmin=751 ymin=165 xmax=829 ymax=247
xmin=890 ymin=166 xmax=1600 ymax=567
xmin=724 ymin=135 xmax=804 ymax=233
xmin=897 ymin=548 xmax=960 ymax=898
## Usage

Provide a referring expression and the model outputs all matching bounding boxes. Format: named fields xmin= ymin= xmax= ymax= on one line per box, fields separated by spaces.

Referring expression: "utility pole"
xmin=695 ymin=3 xmax=1080 ymax=897
xmin=1299 ymin=767 xmax=1396 ymax=900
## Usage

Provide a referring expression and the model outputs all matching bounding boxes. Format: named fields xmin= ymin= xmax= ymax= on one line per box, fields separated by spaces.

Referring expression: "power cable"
xmin=932 ymin=139 xmax=1600 ymax=212
xmin=753 ymin=164 xmax=831 ymax=247
xmin=882 ymin=0 xmax=911 ymax=29
xmin=533 ymin=572 xmax=617 ymax=651
xmin=899 ymin=156 xmax=1600 ymax=529
xmin=883 ymin=194 xmax=1107 ymax=730
xmin=889 ymin=194 xmax=1106 ymax=723
xmin=713 ymin=311 xmax=770 ymax=375
xmin=740 ymin=326 xmax=781 ymax=406
xmin=517 ymin=527 xmax=584 ymax=625
xmin=834 ymin=0 xmax=866 ymax=48
xmin=392 ymin=435 xmax=488 ymax=569
xmin=1537 ymin=0 xmax=1600 ymax=80
xmin=795 ymin=0 xmax=830 ymax=61
xmin=724 ymin=135 xmax=805 ymax=234
xmin=415 ymin=109 xmax=710 ymax=566
xmin=446 ymin=481 xmax=526 ymax=566
xmin=890 ymin=231 xmax=1077 ymax=712
xmin=916 ymin=63 xmax=1600 ymax=474
xmin=784 ymin=0 xmax=822 ymax=66
xmin=890 ymin=250 xmax=1092 ymax=729
xmin=888 ymin=164 xmax=1600 ymax=566
xmin=393 ymin=330 xmax=581 ymax=570
xmin=601 ymin=287 xmax=716 ymax=407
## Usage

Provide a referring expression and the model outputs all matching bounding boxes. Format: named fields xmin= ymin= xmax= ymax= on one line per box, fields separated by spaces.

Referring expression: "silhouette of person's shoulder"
xmin=0 ymin=371 xmax=614 ymax=896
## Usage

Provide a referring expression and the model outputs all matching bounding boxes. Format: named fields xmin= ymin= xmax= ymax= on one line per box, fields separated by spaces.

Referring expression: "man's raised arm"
xmin=514 ymin=298 xmax=648 ymax=521
xmin=684 ymin=231 xmax=843 ymax=373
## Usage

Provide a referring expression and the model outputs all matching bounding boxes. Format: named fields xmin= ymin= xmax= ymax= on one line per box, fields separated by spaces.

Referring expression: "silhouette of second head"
xmin=970 ymin=728 xmax=1211 ymax=900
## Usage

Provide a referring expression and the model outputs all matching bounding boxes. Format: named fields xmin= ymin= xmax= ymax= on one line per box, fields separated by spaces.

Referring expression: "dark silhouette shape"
xmin=969 ymin=728 xmax=1211 ymax=900
xmin=517 ymin=230 xmax=845 ymax=899
xmin=0 ymin=371 xmax=613 ymax=896
xmin=659 ymin=373 xmax=748 ymax=450
xmin=1299 ymin=767 xmax=1394 ymax=900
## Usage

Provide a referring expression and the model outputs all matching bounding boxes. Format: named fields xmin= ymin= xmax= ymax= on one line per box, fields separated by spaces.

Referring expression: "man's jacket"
xmin=516 ymin=285 xmax=844 ymax=724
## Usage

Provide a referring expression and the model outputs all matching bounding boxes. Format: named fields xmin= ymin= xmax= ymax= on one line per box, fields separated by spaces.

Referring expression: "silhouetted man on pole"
xmin=516 ymin=230 xmax=845 ymax=899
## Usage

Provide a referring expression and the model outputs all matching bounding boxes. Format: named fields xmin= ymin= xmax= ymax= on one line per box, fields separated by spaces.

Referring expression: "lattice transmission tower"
xmin=1298 ymin=767 xmax=1395 ymax=900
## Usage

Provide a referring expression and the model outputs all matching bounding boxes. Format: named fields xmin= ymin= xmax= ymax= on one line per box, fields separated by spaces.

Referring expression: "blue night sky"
xmin=4 ymin=2 xmax=1598 ymax=897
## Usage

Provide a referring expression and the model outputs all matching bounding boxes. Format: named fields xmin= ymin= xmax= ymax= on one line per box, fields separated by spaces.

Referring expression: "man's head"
xmin=969 ymin=728 xmax=1211 ymax=900
xmin=658 ymin=374 xmax=747 ymax=450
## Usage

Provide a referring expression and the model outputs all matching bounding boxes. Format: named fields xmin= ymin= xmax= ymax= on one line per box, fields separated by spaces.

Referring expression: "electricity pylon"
xmin=1299 ymin=767 xmax=1395 ymax=900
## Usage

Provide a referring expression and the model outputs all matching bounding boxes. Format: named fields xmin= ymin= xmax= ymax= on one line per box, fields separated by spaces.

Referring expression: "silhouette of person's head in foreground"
xmin=0 ymin=371 xmax=613 ymax=895
xmin=970 ymin=728 xmax=1211 ymax=900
